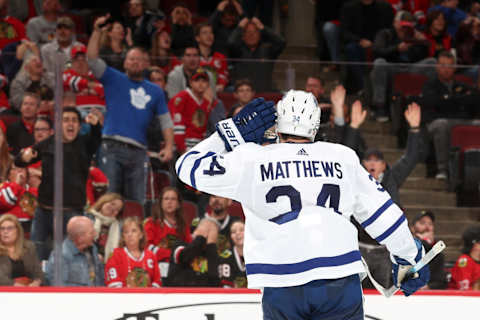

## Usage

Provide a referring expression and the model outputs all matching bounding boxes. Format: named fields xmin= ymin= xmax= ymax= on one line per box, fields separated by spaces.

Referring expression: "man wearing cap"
xmin=168 ymin=67 xmax=214 ymax=154
xmin=86 ymin=15 xmax=174 ymax=204
xmin=63 ymin=44 xmax=105 ymax=108
xmin=370 ymin=10 xmax=436 ymax=122
xmin=449 ymin=225 xmax=480 ymax=290
xmin=41 ymin=16 xmax=83 ymax=77
xmin=362 ymin=102 xmax=423 ymax=205
xmin=410 ymin=211 xmax=447 ymax=289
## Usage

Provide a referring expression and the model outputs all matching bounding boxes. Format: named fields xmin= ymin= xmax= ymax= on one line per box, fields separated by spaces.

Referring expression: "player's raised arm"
xmin=175 ymin=98 xmax=276 ymax=200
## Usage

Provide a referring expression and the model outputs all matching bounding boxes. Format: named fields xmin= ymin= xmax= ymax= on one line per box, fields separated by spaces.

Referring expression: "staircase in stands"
xmin=275 ymin=45 xmax=480 ymax=264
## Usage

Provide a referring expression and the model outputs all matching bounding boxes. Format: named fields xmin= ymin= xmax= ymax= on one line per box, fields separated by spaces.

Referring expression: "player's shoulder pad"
xmin=316 ymin=141 xmax=360 ymax=160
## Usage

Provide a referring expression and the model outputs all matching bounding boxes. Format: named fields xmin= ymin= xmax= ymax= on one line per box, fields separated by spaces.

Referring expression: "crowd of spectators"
xmin=0 ymin=0 xmax=478 ymax=291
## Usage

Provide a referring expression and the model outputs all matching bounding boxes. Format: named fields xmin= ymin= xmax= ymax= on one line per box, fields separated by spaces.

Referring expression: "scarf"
xmin=89 ymin=209 xmax=120 ymax=260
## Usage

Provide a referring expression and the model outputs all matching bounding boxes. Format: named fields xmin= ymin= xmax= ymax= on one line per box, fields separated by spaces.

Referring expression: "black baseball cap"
xmin=363 ymin=148 xmax=384 ymax=161
xmin=411 ymin=210 xmax=435 ymax=225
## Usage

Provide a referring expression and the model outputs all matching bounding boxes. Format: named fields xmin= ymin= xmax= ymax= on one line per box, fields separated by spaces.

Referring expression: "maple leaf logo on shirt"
xmin=129 ymin=87 xmax=151 ymax=110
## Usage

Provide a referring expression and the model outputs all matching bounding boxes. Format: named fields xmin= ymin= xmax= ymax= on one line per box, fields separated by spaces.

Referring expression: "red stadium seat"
xmin=454 ymin=74 xmax=474 ymax=86
xmin=449 ymin=125 xmax=480 ymax=193
xmin=450 ymin=125 xmax=480 ymax=149
xmin=0 ymin=114 xmax=20 ymax=128
xmin=146 ymin=170 xmax=172 ymax=201
xmin=122 ymin=200 xmax=144 ymax=220
xmin=182 ymin=200 xmax=198 ymax=227
xmin=392 ymin=72 xmax=428 ymax=97
xmin=228 ymin=201 xmax=245 ymax=220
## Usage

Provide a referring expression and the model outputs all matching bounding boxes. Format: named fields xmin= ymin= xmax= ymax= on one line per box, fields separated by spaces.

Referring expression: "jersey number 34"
xmin=266 ymin=184 xmax=340 ymax=225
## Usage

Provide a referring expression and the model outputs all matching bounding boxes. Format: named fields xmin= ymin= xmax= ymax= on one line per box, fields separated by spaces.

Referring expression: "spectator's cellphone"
xmin=98 ymin=17 xmax=114 ymax=29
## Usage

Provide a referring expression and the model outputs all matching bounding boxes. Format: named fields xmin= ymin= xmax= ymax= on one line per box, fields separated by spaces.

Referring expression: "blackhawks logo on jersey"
xmin=192 ymin=109 xmax=206 ymax=128
xmin=217 ymin=234 xmax=232 ymax=257
xmin=191 ymin=256 xmax=208 ymax=273
xmin=19 ymin=192 xmax=37 ymax=217
xmin=459 ymin=257 xmax=468 ymax=268
xmin=126 ymin=267 xmax=151 ymax=287
xmin=234 ymin=276 xmax=248 ymax=288
xmin=158 ymin=234 xmax=179 ymax=249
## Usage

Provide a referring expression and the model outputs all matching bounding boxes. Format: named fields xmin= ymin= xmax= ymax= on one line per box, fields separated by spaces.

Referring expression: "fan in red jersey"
xmin=105 ymin=217 xmax=161 ymax=288
xmin=449 ymin=226 xmax=480 ymax=290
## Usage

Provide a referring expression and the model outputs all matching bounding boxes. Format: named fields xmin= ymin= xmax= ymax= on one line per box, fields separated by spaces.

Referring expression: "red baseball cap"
xmin=71 ymin=44 xmax=87 ymax=59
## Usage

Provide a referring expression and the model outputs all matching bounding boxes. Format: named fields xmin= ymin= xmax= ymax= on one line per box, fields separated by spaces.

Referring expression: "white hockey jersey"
xmin=176 ymin=133 xmax=418 ymax=289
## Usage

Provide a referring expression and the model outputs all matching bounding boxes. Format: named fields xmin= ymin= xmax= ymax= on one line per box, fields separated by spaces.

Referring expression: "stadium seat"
xmin=182 ymin=200 xmax=198 ymax=227
xmin=392 ymin=72 xmax=428 ymax=97
xmin=228 ymin=201 xmax=245 ymax=220
xmin=122 ymin=200 xmax=144 ymax=220
xmin=448 ymin=125 xmax=480 ymax=193
xmin=454 ymin=74 xmax=474 ymax=86
xmin=146 ymin=170 xmax=172 ymax=201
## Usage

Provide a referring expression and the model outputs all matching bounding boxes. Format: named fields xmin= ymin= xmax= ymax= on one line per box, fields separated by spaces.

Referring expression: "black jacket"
xmin=373 ymin=28 xmax=429 ymax=63
xmin=6 ymin=120 xmax=34 ymax=156
xmin=340 ymin=0 xmax=394 ymax=43
xmin=421 ymin=77 xmax=480 ymax=123
xmin=15 ymin=124 xmax=101 ymax=209
xmin=227 ymin=26 xmax=286 ymax=92
xmin=166 ymin=236 xmax=219 ymax=287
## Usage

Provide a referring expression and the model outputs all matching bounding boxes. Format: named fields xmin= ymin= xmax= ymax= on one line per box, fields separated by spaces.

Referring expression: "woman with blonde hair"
xmin=105 ymin=216 xmax=161 ymax=288
xmin=86 ymin=192 xmax=124 ymax=262
xmin=0 ymin=214 xmax=43 ymax=286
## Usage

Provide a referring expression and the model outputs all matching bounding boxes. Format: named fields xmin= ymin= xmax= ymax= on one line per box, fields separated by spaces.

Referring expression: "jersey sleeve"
xmin=350 ymin=152 xmax=418 ymax=264
xmin=0 ymin=182 xmax=23 ymax=211
xmin=63 ymin=70 xmax=89 ymax=93
xmin=104 ymin=249 xmax=124 ymax=288
xmin=175 ymin=132 xmax=249 ymax=201
xmin=151 ymin=254 xmax=162 ymax=287
xmin=168 ymin=95 xmax=187 ymax=153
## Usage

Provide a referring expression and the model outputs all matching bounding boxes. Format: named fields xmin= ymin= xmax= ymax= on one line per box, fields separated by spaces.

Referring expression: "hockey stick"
xmin=362 ymin=240 xmax=446 ymax=298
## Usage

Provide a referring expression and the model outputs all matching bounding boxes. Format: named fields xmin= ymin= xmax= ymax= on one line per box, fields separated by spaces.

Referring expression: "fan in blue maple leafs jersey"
xmin=175 ymin=92 xmax=429 ymax=319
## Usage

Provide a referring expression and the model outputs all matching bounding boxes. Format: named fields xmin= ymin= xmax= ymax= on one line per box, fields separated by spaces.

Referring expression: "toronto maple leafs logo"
xmin=129 ymin=87 xmax=151 ymax=110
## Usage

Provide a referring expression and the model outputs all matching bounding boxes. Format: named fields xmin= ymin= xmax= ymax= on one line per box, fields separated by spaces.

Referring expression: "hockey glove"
xmin=216 ymin=98 xmax=276 ymax=151
xmin=391 ymin=238 xmax=430 ymax=296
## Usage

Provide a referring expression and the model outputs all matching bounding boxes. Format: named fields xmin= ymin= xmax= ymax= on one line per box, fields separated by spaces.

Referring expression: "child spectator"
xmin=105 ymin=216 xmax=161 ymax=287
xmin=231 ymin=78 xmax=255 ymax=112
xmin=218 ymin=220 xmax=246 ymax=288
xmin=196 ymin=22 xmax=229 ymax=93
xmin=0 ymin=214 xmax=42 ymax=286
xmin=146 ymin=66 xmax=167 ymax=91
xmin=27 ymin=116 xmax=53 ymax=189
xmin=86 ymin=166 xmax=109 ymax=208
xmin=144 ymin=187 xmax=191 ymax=280
xmin=449 ymin=225 xmax=480 ymax=290
xmin=86 ymin=193 xmax=124 ymax=262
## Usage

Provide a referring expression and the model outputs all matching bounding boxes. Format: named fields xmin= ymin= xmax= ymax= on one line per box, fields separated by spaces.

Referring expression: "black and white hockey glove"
xmin=216 ymin=98 xmax=276 ymax=151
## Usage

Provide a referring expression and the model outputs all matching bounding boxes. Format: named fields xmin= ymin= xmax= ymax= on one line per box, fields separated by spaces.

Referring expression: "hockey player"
xmin=175 ymin=91 xmax=429 ymax=319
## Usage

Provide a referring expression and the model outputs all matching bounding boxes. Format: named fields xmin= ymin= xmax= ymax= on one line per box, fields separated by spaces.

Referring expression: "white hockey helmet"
xmin=276 ymin=90 xmax=321 ymax=141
